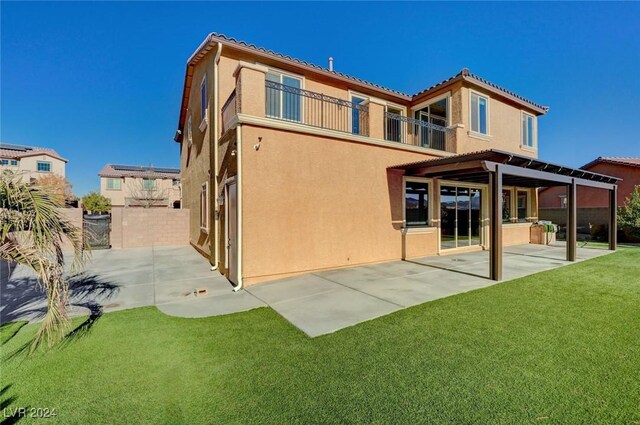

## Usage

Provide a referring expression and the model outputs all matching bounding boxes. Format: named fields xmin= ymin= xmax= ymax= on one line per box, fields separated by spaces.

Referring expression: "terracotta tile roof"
xmin=0 ymin=143 xmax=67 ymax=162
xmin=99 ymin=164 xmax=180 ymax=179
xmin=412 ymin=68 xmax=549 ymax=113
xmin=200 ymin=33 xmax=410 ymax=97
xmin=176 ymin=33 xmax=548 ymax=134
xmin=584 ymin=157 xmax=640 ymax=168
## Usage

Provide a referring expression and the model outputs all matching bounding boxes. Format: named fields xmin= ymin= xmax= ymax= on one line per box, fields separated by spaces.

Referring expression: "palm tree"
xmin=0 ymin=170 xmax=88 ymax=351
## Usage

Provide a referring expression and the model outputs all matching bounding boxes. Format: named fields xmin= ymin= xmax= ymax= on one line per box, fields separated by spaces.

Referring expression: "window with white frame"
xmin=350 ymin=94 xmax=368 ymax=135
xmin=10 ymin=160 xmax=18 ymax=166
xmin=470 ymin=92 xmax=489 ymax=135
xmin=143 ymin=178 xmax=156 ymax=191
xmin=106 ymin=178 xmax=121 ymax=190
xmin=404 ymin=179 xmax=430 ymax=227
xmin=200 ymin=74 xmax=208 ymax=124
xmin=172 ymin=179 xmax=180 ymax=188
xmin=385 ymin=105 xmax=404 ymax=142
xmin=187 ymin=114 xmax=193 ymax=147
xmin=37 ymin=161 xmax=51 ymax=172
xmin=521 ymin=112 xmax=536 ymax=148
xmin=517 ymin=190 xmax=528 ymax=222
xmin=266 ymin=70 xmax=302 ymax=122
xmin=0 ymin=159 xmax=8 ymax=165
xmin=200 ymin=183 xmax=208 ymax=230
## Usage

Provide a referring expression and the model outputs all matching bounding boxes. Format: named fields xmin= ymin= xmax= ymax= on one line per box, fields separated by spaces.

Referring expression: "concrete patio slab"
xmin=1 ymin=245 xmax=264 ymax=324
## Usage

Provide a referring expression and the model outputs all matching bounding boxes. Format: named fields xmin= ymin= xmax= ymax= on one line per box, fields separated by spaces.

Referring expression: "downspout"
xmin=210 ymin=42 xmax=222 ymax=271
xmin=233 ymin=124 xmax=243 ymax=291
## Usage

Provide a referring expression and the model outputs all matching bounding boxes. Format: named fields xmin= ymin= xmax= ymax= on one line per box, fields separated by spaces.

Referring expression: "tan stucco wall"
xmin=454 ymin=83 xmax=539 ymax=158
xmin=502 ymin=224 xmax=533 ymax=246
xmin=239 ymin=125 xmax=445 ymax=284
xmin=100 ymin=176 xmax=180 ymax=207
xmin=180 ymin=49 xmax=216 ymax=258
xmin=0 ymin=154 xmax=66 ymax=181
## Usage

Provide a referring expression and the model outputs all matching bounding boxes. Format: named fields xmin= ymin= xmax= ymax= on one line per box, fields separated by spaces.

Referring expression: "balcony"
xmin=265 ymin=81 xmax=369 ymax=137
xmin=223 ymin=63 xmax=454 ymax=153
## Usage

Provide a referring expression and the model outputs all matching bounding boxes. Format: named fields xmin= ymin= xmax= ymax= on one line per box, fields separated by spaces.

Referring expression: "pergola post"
xmin=566 ymin=178 xmax=577 ymax=261
xmin=489 ymin=166 xmax=503 ymax=281
xmin=609 ymin=186 xmax=617 ymax=250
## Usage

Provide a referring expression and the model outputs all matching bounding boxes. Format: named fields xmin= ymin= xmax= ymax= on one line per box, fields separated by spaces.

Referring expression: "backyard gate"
xmin=83 ymin=214 xmax=111 ymax=249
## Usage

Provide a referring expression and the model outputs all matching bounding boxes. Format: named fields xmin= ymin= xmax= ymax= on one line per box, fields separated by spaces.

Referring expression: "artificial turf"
xmin=1 ymin=247 xmax=639 ymax=424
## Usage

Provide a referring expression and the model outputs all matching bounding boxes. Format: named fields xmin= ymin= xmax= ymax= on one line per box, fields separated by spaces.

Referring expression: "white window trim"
xmin=402 ymin=176 xmax=434 ymax=229
xmin=469 ymin=90 xmax=490 ymax=137
xmin=411 ymin=91 xmax=452 ymax=127
xmin=200 ymin=182 xmax=209 ymax=232
xmin=265 ymin=67 xmax=305 ymax=122
xmin=200 ymin=74 xmax=208 ymax=130
xmin=187 ymin=113 xmax=193 ymax=147
xmin=36 ymin=161 xmax=52 ymax=173
xmin=520 ymin=111 xmax=537 ymax=150
xmin=348 ymin=90 xmax=370 ymax=136
xmin=106 ymin=178 xmax=122 ymax=191
xmin=384 ymin=102 xmax=407 ymax=143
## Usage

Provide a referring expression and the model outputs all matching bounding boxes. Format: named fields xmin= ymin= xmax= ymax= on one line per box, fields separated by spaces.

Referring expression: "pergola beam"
xmin=567 ymin=179 xmax=577 ymax=261
xmin=609 ymin=186 xmax=617 ymax=250
xmin=482 ymin=161 xmax=617 ymax=190
xmin=489 ymin=167 xmax=503 ymax=281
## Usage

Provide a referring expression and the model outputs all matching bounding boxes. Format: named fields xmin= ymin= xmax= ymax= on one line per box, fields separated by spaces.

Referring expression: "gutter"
xmin=210 ymin=42 xmax=222 ymax=271
xmin=233 ymin=124 xmax=243 ymax=291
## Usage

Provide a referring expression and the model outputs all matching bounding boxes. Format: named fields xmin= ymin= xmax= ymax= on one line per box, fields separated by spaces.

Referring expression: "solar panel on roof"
xmin=0 ymin=144 xmax=32 ymax=152
xmin=111 ymin=164 xmax=179 ymax=173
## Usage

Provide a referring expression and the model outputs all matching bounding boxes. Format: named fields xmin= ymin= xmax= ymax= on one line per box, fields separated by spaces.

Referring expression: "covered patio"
xmin=390 ymin=149 xmax=620 ymax=280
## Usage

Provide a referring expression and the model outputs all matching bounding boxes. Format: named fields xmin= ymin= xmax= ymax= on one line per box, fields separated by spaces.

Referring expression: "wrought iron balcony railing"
xmin=265 ymin=81 xmax=369 ymax=137
xmin=384 ymin=112 xmax=455 ymax=152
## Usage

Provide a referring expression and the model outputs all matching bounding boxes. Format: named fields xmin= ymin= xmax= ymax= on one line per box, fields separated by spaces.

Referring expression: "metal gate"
xmin=83 ymin=214 xmax=111 ymax=249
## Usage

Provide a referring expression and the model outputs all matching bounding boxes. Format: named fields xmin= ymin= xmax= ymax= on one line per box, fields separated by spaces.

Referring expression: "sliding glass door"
xmin=440 ymin=185 xmax=482 ymax=250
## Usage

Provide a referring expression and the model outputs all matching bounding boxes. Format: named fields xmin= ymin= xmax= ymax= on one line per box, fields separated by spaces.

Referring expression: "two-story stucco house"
xmin=98 ymin=164 xmax=181 ymax=208
xmin=175 ymin=33 xmax=618 ymax=288
xmin=0 ymin=143 xmax=67 ymax=181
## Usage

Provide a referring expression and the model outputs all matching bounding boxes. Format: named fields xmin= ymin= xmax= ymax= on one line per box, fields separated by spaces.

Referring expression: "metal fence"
xmin=384 ymin=112 xmax=454 ymax=152
xmin=265 ymin=81 xmax=369 ymax=136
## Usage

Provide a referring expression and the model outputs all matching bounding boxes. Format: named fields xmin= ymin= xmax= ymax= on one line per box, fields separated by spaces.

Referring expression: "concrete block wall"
xmin=110 ymin=207 xmax=190 ymax=249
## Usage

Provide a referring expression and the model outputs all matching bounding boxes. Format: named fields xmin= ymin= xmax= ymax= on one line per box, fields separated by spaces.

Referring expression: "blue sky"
xmin=2 ymin=2 xmax=639 ymax=196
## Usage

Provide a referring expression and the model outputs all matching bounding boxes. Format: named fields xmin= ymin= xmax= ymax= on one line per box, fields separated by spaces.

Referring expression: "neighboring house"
xmin=99 ymin=164 xmax=181 ymax=208
xmin=539 ymin=157 xmax=640 ymax=231
xmin=0 ymin=143 xmax=67 ymax=181
xmin=175 ymin=33 xmax=618 ymax=287
xmin=540 ymin=157 xmax=640 ymax=208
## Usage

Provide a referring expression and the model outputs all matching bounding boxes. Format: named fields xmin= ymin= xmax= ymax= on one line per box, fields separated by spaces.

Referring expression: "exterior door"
xmin=440 ymin=185 xmax=483 ymax=250
xmin=226 ymin=181 xmax=238 ymax=284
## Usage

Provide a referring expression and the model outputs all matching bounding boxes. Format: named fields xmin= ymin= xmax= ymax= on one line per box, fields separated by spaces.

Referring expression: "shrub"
xmin=82 ymin=191 xmax=111 ymax=214
xmin=618 ymin=185 xmax=640 ymax=242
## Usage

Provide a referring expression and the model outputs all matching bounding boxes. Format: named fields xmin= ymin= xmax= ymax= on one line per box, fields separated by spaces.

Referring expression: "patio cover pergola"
xmin=390 ymin=149 xmax=621 ymax=281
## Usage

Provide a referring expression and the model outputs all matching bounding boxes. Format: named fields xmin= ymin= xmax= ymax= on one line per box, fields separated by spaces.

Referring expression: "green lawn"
xmin=2 ymin=248 xmax=640 ymax=424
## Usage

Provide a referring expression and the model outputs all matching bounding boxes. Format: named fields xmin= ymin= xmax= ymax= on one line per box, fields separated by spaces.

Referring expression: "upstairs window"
xmin=172 ymin=179 xmax=180 ymax=188
xmin=107 ymin=178 xmax=121 ymax=190
xmin=37 ymin=161 xmax=51 ymax=172
xmin=470 ymin=92 xmax=488 ymax=135
xmin=143 ymin=178 xmax=156 ymax=190
xmin=266 ymin=70 xmax=302 ymax=122
xmin=10 ymin=160 xmax=18 ymax=166
xmin=351 ymin=94 xmax=368 ymax=135
xmin=386 ymin=106 xmax=403 ymax=142
xmin=200 ymin=74 xmax=208 ymax=124
xmin=522 ymin=112 xmax=536 ymax=148
xmin=0 ymin=159 xmax=8 ymax=165
xmin=405 ymin=180 xmax=430 ymax=227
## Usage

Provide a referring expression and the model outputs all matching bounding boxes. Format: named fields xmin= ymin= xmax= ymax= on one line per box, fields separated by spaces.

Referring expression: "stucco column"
xmin=233 ymin=61 xmax=268 ymax=118
xmin=366 ymin=99 xmax=386 ymax=140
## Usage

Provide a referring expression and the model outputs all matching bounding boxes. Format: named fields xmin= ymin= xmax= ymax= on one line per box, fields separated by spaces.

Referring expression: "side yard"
xmin=1 ymin=247 xmax=639 ymax=424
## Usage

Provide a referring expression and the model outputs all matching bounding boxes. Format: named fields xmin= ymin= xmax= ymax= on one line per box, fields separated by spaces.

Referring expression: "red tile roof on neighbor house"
xmin=0 ymin=143 xmax=67 ymax=162
xmin=176 ymin=32 xmax=548 ymax=133
xmin=581 ymin=157 xmax=640 ymax=169
xmin=99 ymin=164 xmax=180 ymax=180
